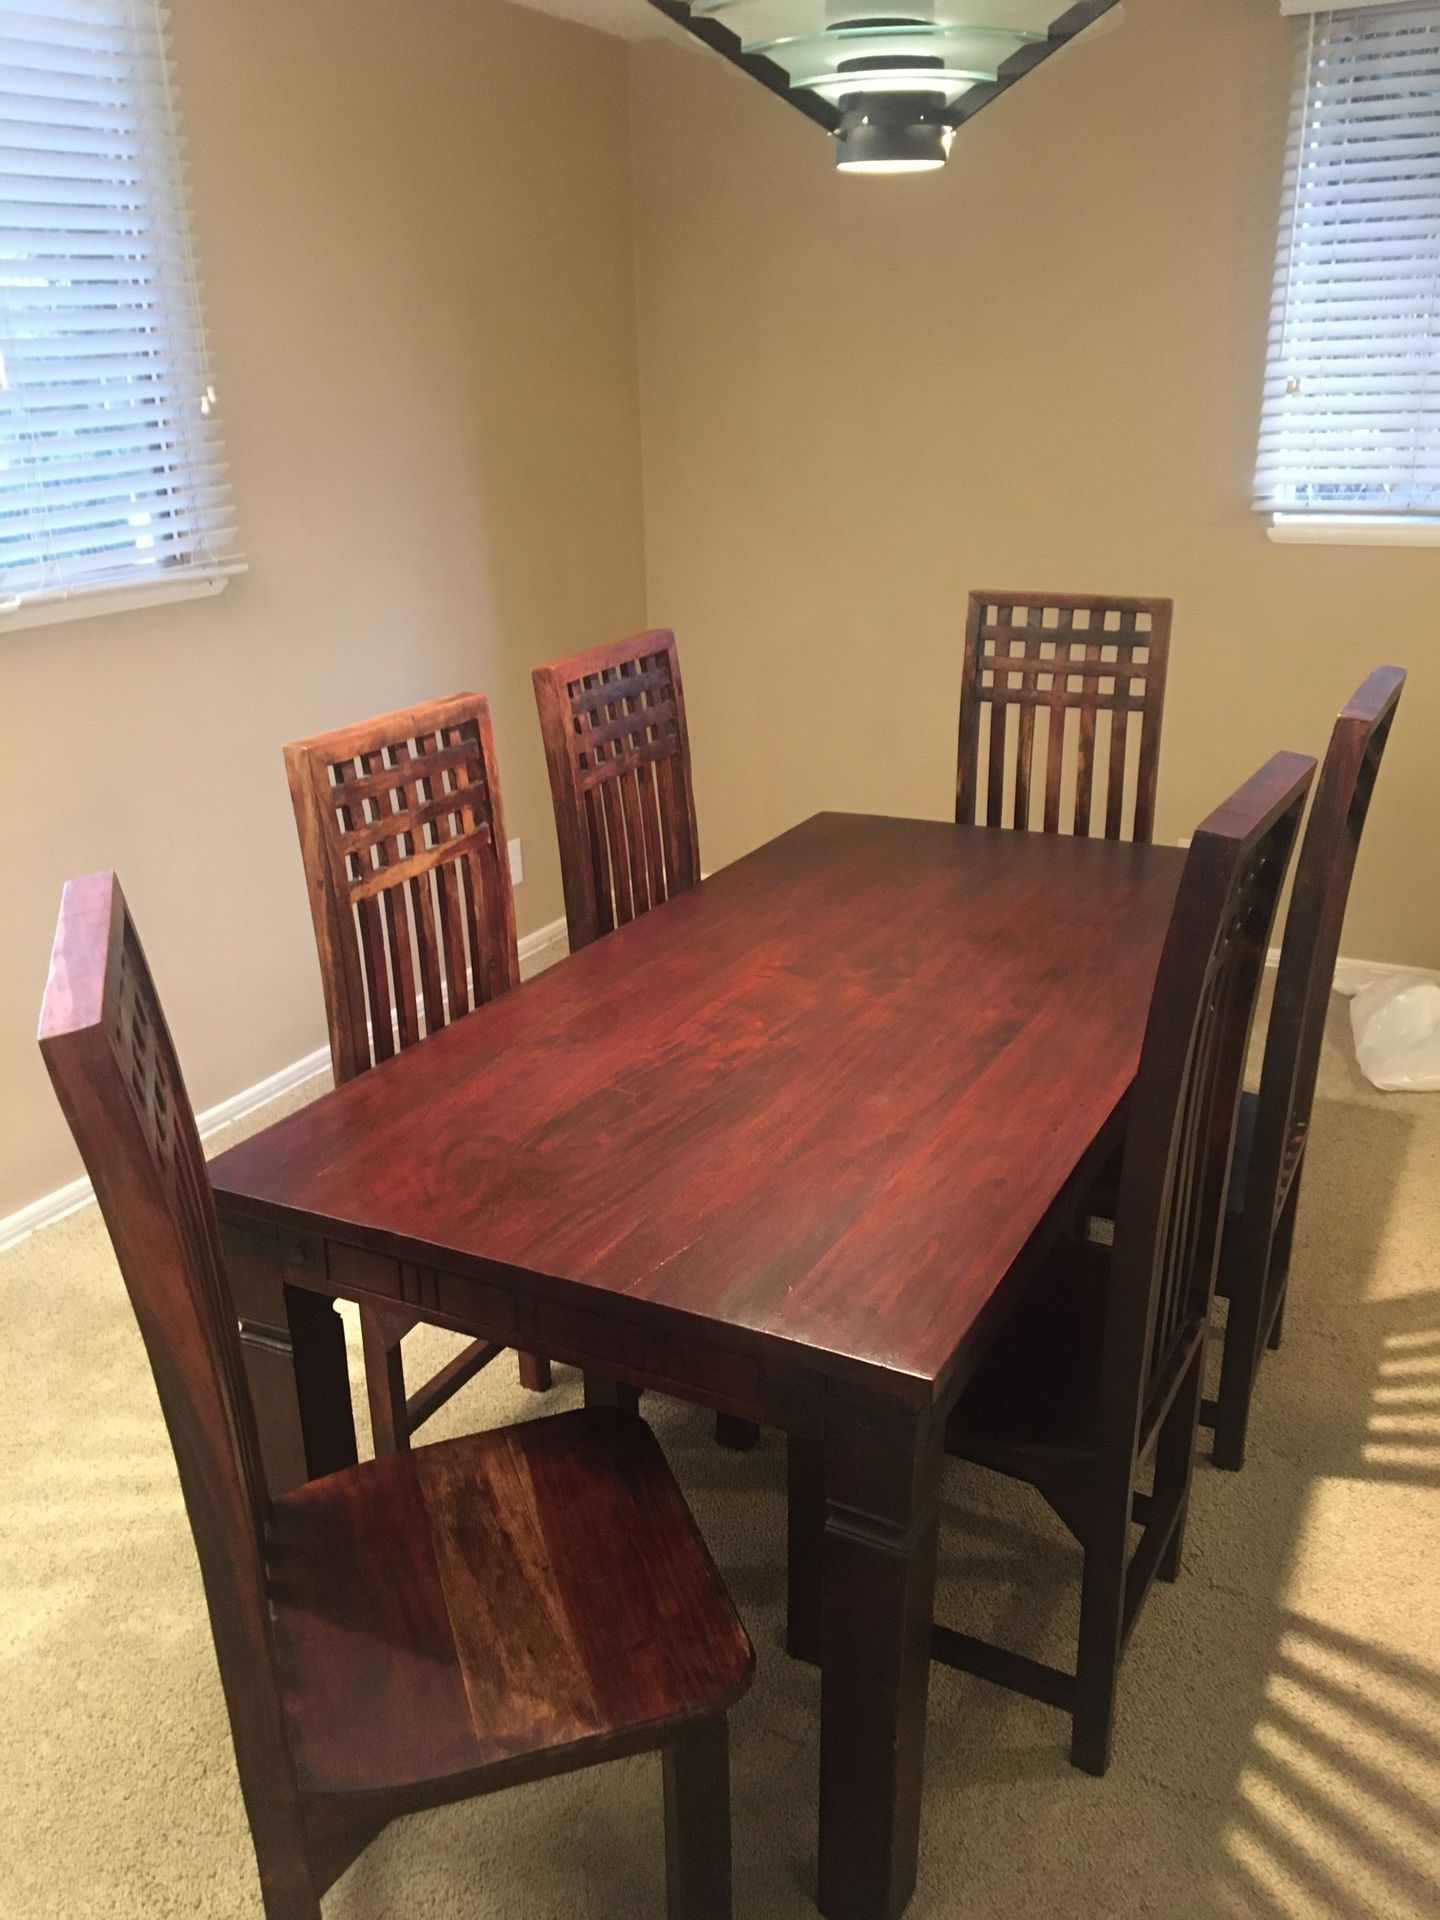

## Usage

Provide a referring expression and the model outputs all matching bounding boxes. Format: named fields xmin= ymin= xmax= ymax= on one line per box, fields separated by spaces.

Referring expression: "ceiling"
xmin=506 ymin=0 xmax=669 ymax=38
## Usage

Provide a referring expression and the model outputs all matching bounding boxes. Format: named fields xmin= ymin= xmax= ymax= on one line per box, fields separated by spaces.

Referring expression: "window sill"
xmin=1267 ymin=515 xmax=1440 ymax=548
xmin=0 ymin=565 xmax=244 ymax=635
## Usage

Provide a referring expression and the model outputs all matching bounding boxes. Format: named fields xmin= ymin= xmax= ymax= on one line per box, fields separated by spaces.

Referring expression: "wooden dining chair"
xmin=284 ymin=694 xmax=549 ymax=1456
xmin=532 ymin=629 xmax=700 ymax=954
xmin=956 ymin=591 xmax=1173 ymax=841
xmin=1208 ymin=666 xmax=1406 ymax=1472
xmin=39 ymin=871 xmax=753 ymax=1920
xmin=534 ymin=632 xmax=755 ymax=1453
xmin=937 ymin=751 xmax=1314 ymax=1775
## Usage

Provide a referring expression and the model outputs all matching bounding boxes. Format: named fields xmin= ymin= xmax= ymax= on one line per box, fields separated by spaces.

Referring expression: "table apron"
xmin=221 ymin=1219 xmax=832 ymax=1436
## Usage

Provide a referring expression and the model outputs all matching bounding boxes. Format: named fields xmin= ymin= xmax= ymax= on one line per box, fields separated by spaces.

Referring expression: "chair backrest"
xmin=37 ymin=873 xmax=304 ymax=1853
xmin=956 ymin=591 xmax=1172 ymax=842
xmin=1245 ymin=666 xmax=1405 ymax=1224
xmin=533 ymin=630 xmax=700 ymax=952
xmin=1106 ymin=753 xmax=1315 ymax=1458
xmin=285 ymin=694 xmax=519 ymax=1085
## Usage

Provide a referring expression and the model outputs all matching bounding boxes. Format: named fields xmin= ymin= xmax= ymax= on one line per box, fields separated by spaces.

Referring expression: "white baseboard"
xmin=0 ymin=1043 xmax=333 ymax=1255
xmin=1330 ymin=955 xmax=1440 ymax=997
xmin=0 ymin=913 xmax=570 ymax=1256
xmin=1266 ymin=949 xmax=1440 ymax=996
xmin=518 ymin=914 xmax=570 ymax=979
xmin=0 ymin=1177 xmax=95 ymax=1253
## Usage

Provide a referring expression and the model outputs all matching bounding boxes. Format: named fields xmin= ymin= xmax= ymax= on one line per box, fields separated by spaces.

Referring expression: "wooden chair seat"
xmin=945 ymin=1244 xmax=1109 ymax=1470
xmin=39 ymin=871 xmax=750 ymax=1919
xmin=271 ymin=1408 xmax=754 ymax=1803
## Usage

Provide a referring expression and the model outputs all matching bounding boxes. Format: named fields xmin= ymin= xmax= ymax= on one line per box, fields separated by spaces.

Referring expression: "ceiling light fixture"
xmin=646 ymin=2 xmax=1126 ymax=175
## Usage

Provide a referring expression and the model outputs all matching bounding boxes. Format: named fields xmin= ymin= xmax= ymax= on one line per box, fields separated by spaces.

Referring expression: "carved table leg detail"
xmin=818 ymin=1404 xmax=942 ymax=1920
xmin=225 ymin=1228 xmax=357 ymax=1497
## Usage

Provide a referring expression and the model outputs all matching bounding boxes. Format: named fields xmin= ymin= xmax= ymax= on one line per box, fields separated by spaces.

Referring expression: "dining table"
xmin=211 ymin=809 xmax=1185 ymax=1920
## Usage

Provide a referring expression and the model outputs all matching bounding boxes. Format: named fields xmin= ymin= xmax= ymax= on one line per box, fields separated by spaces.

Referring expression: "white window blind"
xmin=0 ymin=0 xmax=241 ymax=623
xmin=1255 ymin=1 xmax=1440 ymax=519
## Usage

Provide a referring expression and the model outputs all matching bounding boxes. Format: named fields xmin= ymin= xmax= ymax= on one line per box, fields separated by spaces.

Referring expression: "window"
xmin=0 ymin=0 xmax=241 ymax=629
xmin=1257 ymin=1 xmax=1440 ymax=542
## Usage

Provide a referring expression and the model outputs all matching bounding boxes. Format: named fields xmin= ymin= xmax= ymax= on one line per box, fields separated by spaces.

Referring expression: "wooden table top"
xmin=212 ymin=813 xmax=1185 ymax=1405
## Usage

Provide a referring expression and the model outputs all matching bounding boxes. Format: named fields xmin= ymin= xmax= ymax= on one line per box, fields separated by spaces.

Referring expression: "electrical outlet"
xmin=508 ymin=836 xmax=523 ymax=884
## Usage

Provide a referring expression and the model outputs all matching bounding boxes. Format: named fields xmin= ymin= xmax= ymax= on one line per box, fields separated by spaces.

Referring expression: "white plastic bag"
xmin=1350 ymin=977 xmax=1440 ymax=1092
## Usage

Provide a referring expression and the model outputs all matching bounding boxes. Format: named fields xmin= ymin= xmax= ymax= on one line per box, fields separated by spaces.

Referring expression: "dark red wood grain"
xmin=941 ymin=751 xmax=1314 ymax=1777
xmin=211 ymin=812 xmax=1187 ymax=1920
xmin=213 ymin=813 xmax=1185 ymax=1407
xmin=533 ymin=629 xmax=701 ymax=955
xmin=284 ymin=691 xmax=549 ymax=1452
xmin=39 ymin=873 xmax=750 ymax=1920
xmin=270 ymin=1409 xmax=753 ymax=1803
xmin=956 ymin=590 xmax=1172 ymax=844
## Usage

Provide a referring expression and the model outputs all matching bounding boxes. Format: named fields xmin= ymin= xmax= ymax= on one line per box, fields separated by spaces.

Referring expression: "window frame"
xmin=1257 ymin=1 xmax=1440 ymax=542
xmin=0 ymin=0 xmax=243 ymax=635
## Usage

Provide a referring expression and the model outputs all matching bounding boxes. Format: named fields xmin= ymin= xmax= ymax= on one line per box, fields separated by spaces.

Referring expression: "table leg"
xmin=818 ymin=1401 xmax=941 ymax=1920
xmin=715 ymin=1413 xmax=761 ymax=1451
xmin=583 ymin=1372 xmax=642 ymax=1415
xmin=786 ymin=1433 xmax=824 ymax=1664
xmin=225 ymin=1227 xmax=357 ymax=1497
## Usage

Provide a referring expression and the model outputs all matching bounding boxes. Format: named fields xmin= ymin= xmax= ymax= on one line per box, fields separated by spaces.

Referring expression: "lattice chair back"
xmin=533 ymin=630 xmax=700 ymax=952
xmin=285 ymin=694 xmax=519 ymax=1085
xmin=957 ymin=591 xmax=1172 ymax=841
xmin=37 ymin=872 xmax=306 ymax=1868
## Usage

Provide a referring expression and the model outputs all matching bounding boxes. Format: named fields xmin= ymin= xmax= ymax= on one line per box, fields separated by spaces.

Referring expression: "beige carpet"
xmin=4 ymin=993 xmax=1438 ymax=1920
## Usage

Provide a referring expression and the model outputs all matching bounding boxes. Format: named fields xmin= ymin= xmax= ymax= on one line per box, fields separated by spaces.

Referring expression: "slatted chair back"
xmin=533 ymin=630 xmax=700 ymax=952
xmin=37 ymin=873 xmax=305 ymax=1866
xmin=285 ymin=695 xmax=519 ymax=1085
xmin=1251 ymin=666 xmax=1405 ymax=1216
xmin=956 ymin=591 xmax=1172 ymax=841
xmin=1107 ymin=753 xmax=1314 ymax=1457
xmin=1209 ymin=669 xmax=1404 ymax=1472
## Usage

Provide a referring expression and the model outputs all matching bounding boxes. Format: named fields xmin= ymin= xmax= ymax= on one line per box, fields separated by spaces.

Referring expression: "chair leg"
xmin=257 ymin=1855 xmax=322 ymax=1920
xmin=1218 ymin=1179 xmax=1302 ymax=1468
xmin=1266 ymin=1287 xmax=1287 ymax=1353
xmin=260 ymin=1891 xmax=321 ymax=1920
xmin=714 ymin=1414 xmax=760 ymax=1451
xmin=663 ymin=1718 xmax=733 ymax=1920
xmin=359 ymin=1307 xmax=410 ymax=1455
xmin=1069 ymin=1505 xmax=1129 ymax=1777
xmin=1266 ymin=1175 xmax=1301 ymax=1352
xmin=517 ymin=1351 xmax=553 ymax=1392
xmin=1156 ymin=1346 xmax=1205 ymax=1585
xmin=1213 ymin=1230 xmax=1271 ymax=1476
xmin=1211 ymin=1364 xmax=1253 ymax=1474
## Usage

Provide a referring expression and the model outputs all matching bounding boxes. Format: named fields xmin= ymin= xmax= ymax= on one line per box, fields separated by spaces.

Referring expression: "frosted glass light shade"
xmin=647 ymin=0 xmax=1126 ymax=171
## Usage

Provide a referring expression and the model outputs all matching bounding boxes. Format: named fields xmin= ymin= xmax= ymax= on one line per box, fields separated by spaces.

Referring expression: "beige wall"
xmin=8 ymin=0 xmax=1437 ymax=1222
xmin=0 ymin=0 xmax=646 ymax=1218
xmin=629 ymin=0 xmax=1437 ymax=966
